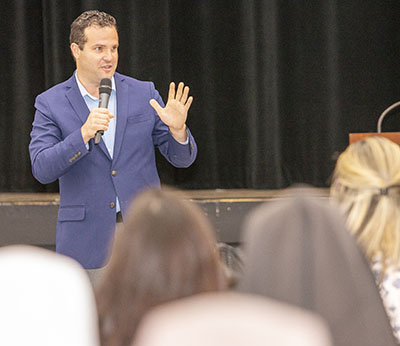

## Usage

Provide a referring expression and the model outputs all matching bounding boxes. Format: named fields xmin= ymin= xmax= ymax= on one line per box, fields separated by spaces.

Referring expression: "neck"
xmin=76 ymin=71 xmax=99 ymax=98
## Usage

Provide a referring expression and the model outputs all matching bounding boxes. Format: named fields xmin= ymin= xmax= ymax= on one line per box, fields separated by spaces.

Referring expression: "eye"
xmin=95 ymin=46 xmax=102 ymax=52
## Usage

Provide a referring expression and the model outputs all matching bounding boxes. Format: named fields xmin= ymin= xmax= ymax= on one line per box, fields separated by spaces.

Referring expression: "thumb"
xmin=149 ymin=99 xmax=163 ymax=114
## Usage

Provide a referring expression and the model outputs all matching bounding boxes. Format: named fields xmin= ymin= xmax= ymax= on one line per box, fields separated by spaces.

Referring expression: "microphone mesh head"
xmin=99 ymin=78 xmax=112 ymax=95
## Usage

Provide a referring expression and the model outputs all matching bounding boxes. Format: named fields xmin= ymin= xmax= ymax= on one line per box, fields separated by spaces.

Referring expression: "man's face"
xmin=72 ymin=25 xmax=119 ymax=86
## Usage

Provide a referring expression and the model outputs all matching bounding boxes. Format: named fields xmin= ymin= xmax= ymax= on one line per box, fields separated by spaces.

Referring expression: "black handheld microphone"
xmin=94 ymin=78 xmax=112 ymax=145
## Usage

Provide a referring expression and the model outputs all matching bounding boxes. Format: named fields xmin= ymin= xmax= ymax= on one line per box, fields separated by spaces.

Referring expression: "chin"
xmin=99 ymin=70 xmax=115 ymax=80
xmin=104 ymin=73 xmax=115 ymax=79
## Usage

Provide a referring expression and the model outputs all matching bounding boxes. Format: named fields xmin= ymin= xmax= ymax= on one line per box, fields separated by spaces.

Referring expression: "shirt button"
xmin=112 ymin=170 xmax=117 ymax=176
xmin=110 ymin=202 xmax=115 ymax=208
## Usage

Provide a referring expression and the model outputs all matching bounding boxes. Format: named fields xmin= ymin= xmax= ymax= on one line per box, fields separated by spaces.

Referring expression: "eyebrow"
xmin=91 ymin=44 xmax=105 ymax=48
xmin=91 ymin=44 xmax=119 ymax=48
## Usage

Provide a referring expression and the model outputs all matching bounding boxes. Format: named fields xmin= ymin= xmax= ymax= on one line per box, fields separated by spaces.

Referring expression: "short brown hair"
xmin=70 ymin=10 xmax=117 ymax=49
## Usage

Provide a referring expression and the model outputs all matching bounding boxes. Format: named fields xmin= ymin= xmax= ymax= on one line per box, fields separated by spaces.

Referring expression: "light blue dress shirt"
xmin=75 ymin=72 xmax=121 ymax=212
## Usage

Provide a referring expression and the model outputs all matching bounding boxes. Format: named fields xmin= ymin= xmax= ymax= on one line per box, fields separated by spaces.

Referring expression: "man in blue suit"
xmin=29 ymin=10 xmax=197 ymax=269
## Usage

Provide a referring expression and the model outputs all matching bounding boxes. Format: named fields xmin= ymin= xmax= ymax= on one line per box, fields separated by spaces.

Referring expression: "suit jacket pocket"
xmin=127 ymin=114 xmax=150 ymax=124
xmin=58 ymin=206 xmax=85 ymax=222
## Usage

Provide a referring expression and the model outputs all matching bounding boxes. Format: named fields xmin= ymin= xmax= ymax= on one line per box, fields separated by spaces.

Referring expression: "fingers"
xmin=88 ymin=109 xmax=113 ymax=131
xmin=168 ymin=82 xmax=176 ymax=101
xmin=181 ymin=86 xmax=189 ymax=104
xmin=94 ymin=108 xmax=114 ymax=118
xmin=81 ymin=109 xmax=113 ymax=143
xmin=149 ymin=99 xmax=163 ymax=114
xmin=92 ymin=109 xmax=113 ymax=125
xmin=175 ymin=82 xmax=184 ymax=101
xmin=184 ymin=96 xmax=193 ymax=112
xmin=168 ymin=81 xmax=191 ymax=104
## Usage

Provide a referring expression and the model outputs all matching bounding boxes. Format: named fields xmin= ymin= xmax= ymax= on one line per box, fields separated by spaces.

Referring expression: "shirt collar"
xmin=74 ymin=70 xmax=116 ymax=101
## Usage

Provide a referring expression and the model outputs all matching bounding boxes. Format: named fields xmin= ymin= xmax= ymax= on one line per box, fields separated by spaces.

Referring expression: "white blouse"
xmin=371 ymin=258 xmax=400 ymax=344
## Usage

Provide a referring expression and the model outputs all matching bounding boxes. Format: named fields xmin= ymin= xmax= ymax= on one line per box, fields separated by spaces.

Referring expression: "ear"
xmin=70 ymin=43 xmax=81 ymax=60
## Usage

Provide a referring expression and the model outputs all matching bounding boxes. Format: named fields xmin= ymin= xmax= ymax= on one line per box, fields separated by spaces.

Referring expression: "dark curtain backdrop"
xmin=2 ymin=1 xmax=400 ymax=192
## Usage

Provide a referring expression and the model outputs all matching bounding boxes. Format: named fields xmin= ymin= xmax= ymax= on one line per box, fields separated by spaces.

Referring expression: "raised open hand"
xmin=149 ymin=82 xmax=193 ymax=141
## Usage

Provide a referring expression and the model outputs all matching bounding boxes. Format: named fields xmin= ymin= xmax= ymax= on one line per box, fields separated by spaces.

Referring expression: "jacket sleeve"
xmin=29 ymin=94 xmax=90 ymax=184
xmin=149 ymin=83 xmax=198 ymax=168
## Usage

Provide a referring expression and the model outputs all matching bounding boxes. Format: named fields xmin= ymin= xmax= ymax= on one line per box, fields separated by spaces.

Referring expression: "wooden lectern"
xmin=349 ymin=100 xmax=400 ymax=145
xmin=349 ymin=132 xmax=400 ymax=145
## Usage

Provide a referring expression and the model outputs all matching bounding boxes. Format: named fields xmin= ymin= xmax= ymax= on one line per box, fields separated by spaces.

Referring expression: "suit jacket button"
xmin=110 ymin=202 xmax=115 ymax=208
xmin=112 ymin=170 xmax=117 ymax=176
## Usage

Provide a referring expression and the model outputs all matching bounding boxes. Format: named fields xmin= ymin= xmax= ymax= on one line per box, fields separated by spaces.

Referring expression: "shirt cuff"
xmin=175 ymin=130 xmax=189 ymax=145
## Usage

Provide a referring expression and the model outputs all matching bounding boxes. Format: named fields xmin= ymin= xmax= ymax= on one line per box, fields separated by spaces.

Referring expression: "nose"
xmin=103 ymin=49 xmax=113 ymax=61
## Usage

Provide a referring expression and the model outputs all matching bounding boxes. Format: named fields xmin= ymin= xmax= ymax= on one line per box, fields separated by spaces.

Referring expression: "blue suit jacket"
xmin=29 ymin=72 xmax=197 ymax=269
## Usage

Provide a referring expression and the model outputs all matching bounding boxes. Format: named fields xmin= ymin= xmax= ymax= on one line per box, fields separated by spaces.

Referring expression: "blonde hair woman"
xmin=331 ymin=136 xmax=400 ymax=343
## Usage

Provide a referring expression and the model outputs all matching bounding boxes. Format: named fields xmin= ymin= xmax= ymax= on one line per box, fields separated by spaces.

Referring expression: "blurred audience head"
xmin=96 ymin=187 xmax=226 ymax=346
xmin=238 ymin=187 xmax=397 ymax=346
xmin=132 ymin=292 xmax=332 ymax=346
xmin=0 ymin=245 xmax=99 ymax=346
xmin=331 ymin=136 xmax=400 ymax=270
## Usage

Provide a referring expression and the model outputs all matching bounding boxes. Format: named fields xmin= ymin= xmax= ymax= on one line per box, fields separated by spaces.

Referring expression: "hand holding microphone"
xmin=80 ymin=78 xmax=113 ymax=145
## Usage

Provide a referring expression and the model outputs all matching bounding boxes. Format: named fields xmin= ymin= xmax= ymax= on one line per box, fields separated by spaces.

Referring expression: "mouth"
xmin=101 ymin=65 xmax=113 ymax=72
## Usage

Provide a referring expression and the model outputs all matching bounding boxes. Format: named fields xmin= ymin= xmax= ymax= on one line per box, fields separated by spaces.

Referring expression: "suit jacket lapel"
xmin=113 ymin=73 xmax=129 ymax=161
xmin=65 ymin=74 xmax=111 ymax=159
xmin=65 ymin=75 xmax=89 ymax=124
